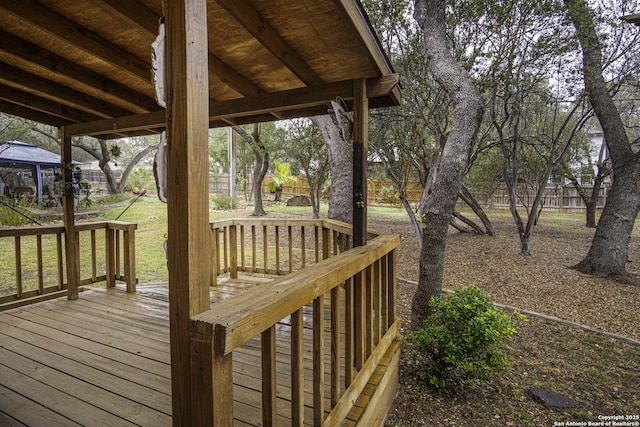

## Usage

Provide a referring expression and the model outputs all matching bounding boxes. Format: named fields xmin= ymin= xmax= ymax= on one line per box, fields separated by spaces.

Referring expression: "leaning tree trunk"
xmin=311 ymin=115 xmax=353 ymax=223
xmin=411 ymin=0 xmax=485 ymax=329
xmin=565 ymin=0 xmax=640 ymax=280
xmin=459 ymin=183 xmax=494 ymax=236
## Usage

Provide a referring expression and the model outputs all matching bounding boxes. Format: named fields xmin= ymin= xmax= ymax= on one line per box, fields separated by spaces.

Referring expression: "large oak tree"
xmin=411 ymin=0 xmax=485 ymax=327
xmin=564 ymin=0 xmax=640 ymax=280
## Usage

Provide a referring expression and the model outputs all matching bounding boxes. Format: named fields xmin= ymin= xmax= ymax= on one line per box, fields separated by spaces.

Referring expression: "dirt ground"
xmin=370 ymin=213 xmax=640 ymax=427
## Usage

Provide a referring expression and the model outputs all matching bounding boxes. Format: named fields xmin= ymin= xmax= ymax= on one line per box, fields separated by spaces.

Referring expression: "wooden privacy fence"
xmin=0 ymin=221 xmax=136 ymax=309
xmin=194 ymin=219 xmax=400 ymax=425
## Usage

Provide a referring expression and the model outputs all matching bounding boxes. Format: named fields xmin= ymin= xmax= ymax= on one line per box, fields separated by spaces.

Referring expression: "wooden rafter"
xmin=0 ymin=83 xmax=103 ymax=123
xmin=96 ymin=0 xmax=265 ymax=97
xmin=0 ymin=0 xmax=400 ymax=139
xmin=0 ymin=0 xmax=151 ymax=84
xmin=0 ymin=63 xmax=132 ymax=119
xmin=0 ymin=99 xmax=69 ymax=127
xmin=0 ymin=30 xmax=157 ymax=113
xmin=94 ymin=0 xmax=160 ymax=35
xmin=215 ymin=0 xmax=324 ymax=86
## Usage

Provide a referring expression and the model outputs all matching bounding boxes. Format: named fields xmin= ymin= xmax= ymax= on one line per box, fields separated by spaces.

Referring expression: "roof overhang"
xmin=0 ymin=0 xmax=400 ymax=140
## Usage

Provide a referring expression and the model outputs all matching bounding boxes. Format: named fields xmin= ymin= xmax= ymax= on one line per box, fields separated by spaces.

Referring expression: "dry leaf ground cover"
xmin=373 ymin=211 xmax=640 ymax=427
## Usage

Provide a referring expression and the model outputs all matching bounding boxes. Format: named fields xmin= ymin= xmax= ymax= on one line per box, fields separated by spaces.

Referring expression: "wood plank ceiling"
xmin=0 ymin=0 xmax=400 ymax=140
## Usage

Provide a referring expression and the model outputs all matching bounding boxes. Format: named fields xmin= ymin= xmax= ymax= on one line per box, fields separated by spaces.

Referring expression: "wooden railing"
xmin=194 ymin=219 xmax=400 ymax=425
xmin=210 ymin=218 xmax=383 ymax=283
xmin=0 ymin=221 xmax=137 ymax=309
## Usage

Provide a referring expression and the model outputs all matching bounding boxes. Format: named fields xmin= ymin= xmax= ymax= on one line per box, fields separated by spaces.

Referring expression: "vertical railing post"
xmin=211 ymin=227 xmax=219 ymax=287
xmin=14 ymin=236 xmax=22 ymax=299
xmin=387 ymin=250 xmax=397 ymax=325
xmin=313 ymin=296 xmax=325 ymax=426
xmin=322 ymin=226 xmax=330 ymax=260
xmin=123 ymin=224 xmax=136 ymax=293
xmin=105 ymin=224 xmax=116 ymax=288
xmin=354 ymin=269 xmax=365 ymax=370
xmin=229 ymin=224 xmax=238 ymax=279
xmin=262 ymin=326 xmax=277 ymax=426
xmin=57 ymin=233 xmax=64 ymax=290
xmin=291 ymin=308 xmax=305 ymax=426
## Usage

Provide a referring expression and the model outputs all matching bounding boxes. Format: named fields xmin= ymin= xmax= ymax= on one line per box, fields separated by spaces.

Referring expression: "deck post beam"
xmin=60 ymin=126 xmax=79 ymax=300
xmin=164 ymin=0 xmax=213 ymax=425
xmin=352 ymin=78 xmax=368 ymax=247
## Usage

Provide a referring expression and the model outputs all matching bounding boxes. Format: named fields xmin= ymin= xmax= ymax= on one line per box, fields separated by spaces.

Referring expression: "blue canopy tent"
xmin=0 ymin=141 xmax=68 ymax=205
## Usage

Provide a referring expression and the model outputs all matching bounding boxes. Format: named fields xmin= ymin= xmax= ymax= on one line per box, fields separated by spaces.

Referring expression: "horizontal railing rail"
xmin=0 ymin=221 xmax=136 ymax=309
xmin=194 ymin=220 xmax=400 ymax=426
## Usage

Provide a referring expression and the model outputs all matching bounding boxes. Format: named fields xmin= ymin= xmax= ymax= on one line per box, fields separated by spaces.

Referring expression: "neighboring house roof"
xmin=0 ymin=141 xmax=63 ymax=168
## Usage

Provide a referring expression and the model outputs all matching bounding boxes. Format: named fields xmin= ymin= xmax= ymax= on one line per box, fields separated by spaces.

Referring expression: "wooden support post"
xmin=164 ymin=0 xmax=212 ymax=425
xmin=60 ymin=127 xmax=79 ymax=300
xmin=352 ymin=79 xmax=368 ymax=247
xmin=212 ymin=348 xmax=234 ymax=426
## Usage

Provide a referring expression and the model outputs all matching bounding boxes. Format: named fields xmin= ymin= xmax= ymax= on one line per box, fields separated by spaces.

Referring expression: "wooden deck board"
xmin=0 ymin=281 xmax=397 ymax=426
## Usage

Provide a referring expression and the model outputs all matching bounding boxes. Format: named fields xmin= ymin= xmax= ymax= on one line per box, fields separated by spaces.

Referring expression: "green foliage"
xmin=405 ymin=286 xmax=519 ymax=388
xmin=267 ymin=161 xmax=297 ymax=192
xmin=92 ymin=192 xmax=131 ymax=206
xmin=80 ymin=193 xmax=93 ymax=209
xmin=0 ymin=198 xmax=40 ymax=226
xmin=211 ymin=193 xmax=235 ymax=210
xmin=377 ymin=186 xmax=399 ymax=204
xmin=126 ymin=166 xmax=153 ymax=192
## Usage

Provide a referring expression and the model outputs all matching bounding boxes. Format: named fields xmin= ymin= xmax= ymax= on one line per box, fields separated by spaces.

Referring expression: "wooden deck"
xmin=0 ymin=280 xmax=399 ymax=426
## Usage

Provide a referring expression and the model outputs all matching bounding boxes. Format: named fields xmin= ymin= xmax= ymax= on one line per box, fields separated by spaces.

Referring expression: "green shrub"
xmin=211 ymin=193 xmax=235 ymax=209
xmin=377 ymin=186 xmax=398 ymax=204
xmin=405 ymin=285 xmax=520 ymax=388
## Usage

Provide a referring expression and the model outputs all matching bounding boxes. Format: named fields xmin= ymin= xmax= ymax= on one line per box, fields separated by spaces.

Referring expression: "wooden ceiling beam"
xmin=95 ymin=0 xmax=160 ymax=35
xmin=0 ymin=30 xmax=159 ymax=113
xmin=0 ymin=63 xmax=134 ymax=119
xmin=0 ymin=99 xmax=70 ymax=127
xmin=96 ymin=0 xmax=264 ymax=97
xmin=0 ymin=0 xmax=151 ymax=84
xmin=63 ymin=75 xmax=398 ymax=137
xmin=0 ymin=83 xmax=103 ymax=123
xmin=215 ymin=0 xmax=324 ymax=86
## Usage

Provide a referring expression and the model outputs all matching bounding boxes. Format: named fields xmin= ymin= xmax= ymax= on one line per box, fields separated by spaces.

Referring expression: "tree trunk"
xmin=564 ymin=0 xmax=640 ymax=280
xmin=585 ymin=171 xmax=606 ymax=228
xmin=411 ymin=0 xmax=485 ymax=329
xmin=234 ymin=125 xmax=268 ymax=216
xmin=459 ymin=183 xmax=494 ymax=236
xmin=311 ymin=115 xmax=352 ymax=223
xmin=251 ymin=151 xmax=268 ymax=216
